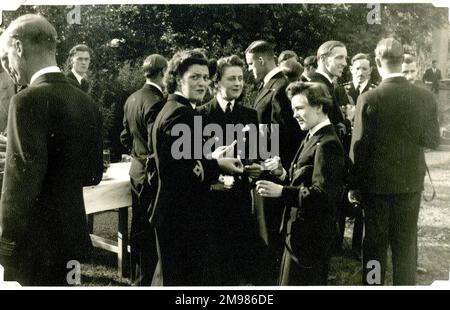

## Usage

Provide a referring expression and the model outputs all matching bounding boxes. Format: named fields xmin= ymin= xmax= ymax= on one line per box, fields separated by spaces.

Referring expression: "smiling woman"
xmin=150 ymin=49 xmax=244 ymax=286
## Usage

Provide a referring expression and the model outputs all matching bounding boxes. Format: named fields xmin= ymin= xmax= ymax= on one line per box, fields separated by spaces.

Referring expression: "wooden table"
xmin=83 ymin=162 xmax=131 ymax=277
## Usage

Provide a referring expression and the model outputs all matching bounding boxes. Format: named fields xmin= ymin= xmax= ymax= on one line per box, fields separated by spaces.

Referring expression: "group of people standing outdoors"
xmin=122 ymin=35 xmax=440 ymax=286
xmin=0 ymin=13 xmax=441 ymax=287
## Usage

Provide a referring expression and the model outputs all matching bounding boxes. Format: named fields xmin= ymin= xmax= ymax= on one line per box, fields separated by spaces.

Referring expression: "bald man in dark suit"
xmin=0 ymin=15 xmax=103 ymax=286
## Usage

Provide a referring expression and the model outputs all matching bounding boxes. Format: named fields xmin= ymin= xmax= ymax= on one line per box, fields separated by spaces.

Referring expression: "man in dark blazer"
xmin=300 ymin=56 xmax=317 ymax=82
xmin=0 ymin=14 xmax=103 ymax=286
xmin=422 ymin=60 xmax=442 ymax=94
xmin=338 ymin=53 xmax=377 ymax=258
xmin=342 ymin=53 xmax=377 ymax=107
xmin=120 ymin=54 xmax=167 ymax=286
xmin=65 ymin=44 xmax=92 ymax=93
xmin=349 ymin=38 xmax=440 ymax=285
xmin=245 ymin=40 xmax=303 ymax=284
xmin=150 ymin=50 xmax=243 ymax=286
xmin=311 ymin=41 xmax=348 ymax=131
xmin=256 ymin=82 xmax=345 ymax=285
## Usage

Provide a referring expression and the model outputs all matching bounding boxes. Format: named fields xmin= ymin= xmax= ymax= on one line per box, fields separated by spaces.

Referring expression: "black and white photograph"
xmin=0 ymin=0 xmax=449 ymax=290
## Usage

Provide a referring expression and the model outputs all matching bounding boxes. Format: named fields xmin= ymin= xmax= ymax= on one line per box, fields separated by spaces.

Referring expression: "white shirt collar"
xmin=353 ymin=79 xmax=369 ymax=91
xmin=216 ymin=94 xmax=235 ymax=113
xmin=146 ymin=81 xmax=163 ymax=94
xmin=30 ymin=66 xmax=61 ymax=85
xmin=380 ymin=72 xmax=405 ymax=80
xmin=301 ymin=73 xmax=311 ymax=81
xmin=263 ymin=67 xmax=282 ymax=87
xmin=315 ymin=69 xmax=334 ymax=84
xmin=309 ymin=118 xmax=331 ymax=137
xmin=71 ymin=67 xmax=85 ymax=84
xmin=174 ymin=91 xmax=196 ymax=109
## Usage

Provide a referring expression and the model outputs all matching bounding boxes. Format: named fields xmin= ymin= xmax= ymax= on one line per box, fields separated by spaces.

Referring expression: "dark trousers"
xmin=253 ymin=193 xmax=284 ymax=285
xmin=130 ymin=178 xmax=158 ymax=286
xmin=153 ymin=221 xmax=208 ymax=286
xmin=337 ymin=203 xmax=364 ymax=254
xmin=206 ymin=186 xmax=263 ymax=285
xmin=278 ymin=237 xmax=331 ymax=285
xmin=362 ymin=192 xmax=421 ymax=285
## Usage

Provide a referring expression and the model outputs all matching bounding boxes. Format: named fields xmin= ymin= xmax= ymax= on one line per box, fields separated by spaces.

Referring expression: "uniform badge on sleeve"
xmin=193 ymin=160 xmax=204 ymax=182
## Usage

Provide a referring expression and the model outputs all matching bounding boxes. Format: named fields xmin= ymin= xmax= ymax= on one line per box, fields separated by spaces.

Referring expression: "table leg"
xmin=118 ymin=207 xmax=130 ymax=278
xmin=87 ymin=214 xmax=94 ymax=234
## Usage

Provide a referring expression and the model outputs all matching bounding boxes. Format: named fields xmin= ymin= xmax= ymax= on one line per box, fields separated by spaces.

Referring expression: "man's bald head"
xmin=1 ymin=14 xmax=57 ymax=54
xmin=0 ymin=14 xmax=58 ymax=85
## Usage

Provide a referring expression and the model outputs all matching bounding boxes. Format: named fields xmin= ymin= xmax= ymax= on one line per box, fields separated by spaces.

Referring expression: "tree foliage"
xmin=1 ymin=3 xmax=447 ymax=155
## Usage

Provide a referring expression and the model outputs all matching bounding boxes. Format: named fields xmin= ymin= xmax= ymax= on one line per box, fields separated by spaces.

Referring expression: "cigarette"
xmin=227 ymin=140 xmax=237 ymax=149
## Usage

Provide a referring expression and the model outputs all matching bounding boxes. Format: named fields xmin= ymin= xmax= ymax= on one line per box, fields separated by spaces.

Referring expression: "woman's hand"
xmin=256 ymin=180 xmax=283 ymax=198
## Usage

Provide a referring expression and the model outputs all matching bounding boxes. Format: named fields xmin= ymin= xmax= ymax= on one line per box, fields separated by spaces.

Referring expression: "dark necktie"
xmin=225 ymin=102 xmax=232 ymax=114
xmin=80 ymin=78 xmax=89 ymax=93
xmin=356 ymin=84 xmax=361 ymax=94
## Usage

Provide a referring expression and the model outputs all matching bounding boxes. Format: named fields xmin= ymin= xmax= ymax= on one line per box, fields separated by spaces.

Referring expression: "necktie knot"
xmin=305 ymin=132 xmax=311 ymax=141
xmin=80 ymin=78 xmax=89 ymax=92
xmin=356 ymin=84 xmax=361 ymax=93
xmin=225 ymin=102 xmax=232 ymax=114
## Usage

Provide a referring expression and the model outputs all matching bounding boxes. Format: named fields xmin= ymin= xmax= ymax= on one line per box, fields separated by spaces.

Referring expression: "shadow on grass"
xmin=81 ymin=248 xmax=132 ymax=286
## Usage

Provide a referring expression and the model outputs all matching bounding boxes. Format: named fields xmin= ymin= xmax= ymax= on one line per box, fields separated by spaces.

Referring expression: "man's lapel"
xmin=255 ymin=73 xmax=281 ymax=107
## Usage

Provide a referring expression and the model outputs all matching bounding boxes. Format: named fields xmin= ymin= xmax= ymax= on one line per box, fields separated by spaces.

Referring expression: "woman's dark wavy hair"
xmin=286 ymin=82 xmax=333 ymax=114
xmin=163 ymin=49 xmax=209 ymax=94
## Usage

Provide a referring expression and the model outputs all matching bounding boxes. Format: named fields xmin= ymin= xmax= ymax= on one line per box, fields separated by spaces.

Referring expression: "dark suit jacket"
xmin=254 ymin=71 xmax=303 ymax=168
xmin=310 ymin=72 xmax=346 ymax=125
xmin=0 ymin=73 xmax=103 ymax=284
xmin=350 ymin=76 xmax=440 ymax=194
xmin=281 ymin=124 xmax=345 ymax=265
xmin=121 ymin=83 xmax=165 ymax=184
xmin=65 ymin=71 xmax=89 ymax=93
xmin=343 ymin=81 xmax=377 ymax=106
xmin=422 ymin=68 xmax=442 ymax=90
xmin=150 ymin=93 xmax=223 ymax=285
xmin=150 ymin=94 xmax=220 ymax=227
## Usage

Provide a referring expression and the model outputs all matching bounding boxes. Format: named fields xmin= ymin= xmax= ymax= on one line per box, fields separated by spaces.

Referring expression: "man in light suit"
xmin=422 ymin=60 xmax=442 ymax=94
xmin=256 ymin=82 xmax=345 ymax=285
xmin=349 ymin=38 xmax=440 ymax=285
xmin=245 ymin=40 xmax=303 ymax=284
xmin=65 ymin=44 xmax=92 ymax=93
xmin=120 ymin=54 xmax=167 ymax=286
xmin=0 ymin=14 xmax=103 ymax=286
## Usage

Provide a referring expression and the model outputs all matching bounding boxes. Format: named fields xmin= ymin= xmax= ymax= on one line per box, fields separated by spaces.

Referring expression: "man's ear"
xmin=14 ymin=39 xmax=23 ymax=57
xmin=258 ymin=56 xmax=265 ymax=66
xmin=375 ymin=57 xmax=381 ymax=68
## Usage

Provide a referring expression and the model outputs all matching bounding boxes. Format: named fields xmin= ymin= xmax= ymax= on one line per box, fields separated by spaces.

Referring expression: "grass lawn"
xmin=80 ymin=150 xmax=450 ymax=287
